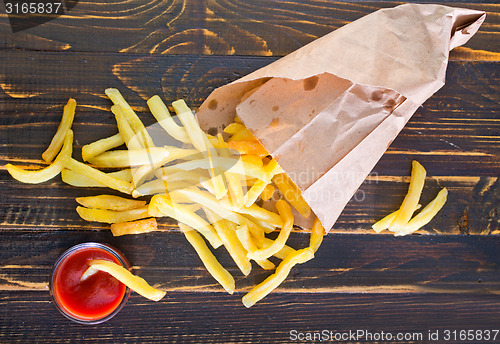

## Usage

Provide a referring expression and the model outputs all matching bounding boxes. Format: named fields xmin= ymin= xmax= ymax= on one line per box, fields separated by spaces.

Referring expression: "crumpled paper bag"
xmin=195 ymin=3 xmax=486 ymax=232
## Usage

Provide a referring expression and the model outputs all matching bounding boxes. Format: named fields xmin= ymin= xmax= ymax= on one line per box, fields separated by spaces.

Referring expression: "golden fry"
xmin=65 ymin=158 xmax=133 ymax=195
xmin=204 ymin=208 xmax=252 ymax=276
xmin=179 ymin=223 xmax=235 ymax=294
xmin=247 ymin=200 xmax=293 ymax=261
xmin=105 ymin=88 xmax=154 ymax=149
xmin=396 ymin=188 xmax=448 ymax=236
xmin=76 ymin=194 xmax=146 ymax=211
xmin=81 ymin=259 xmax=165 ymax=301
xmin=218 ymin=198 xmax=282 ymax=229
xmin=235 ymin=225 xmax=275 ymax=270
xmin=81 ymin=133 xmax=124 ymax=162
xmin=242 ymin=247 xmax=314 ymax=308
xmin=172 ymin=99 xmax=227 ymax=199
xmin=389 ymin=161 xmax=426 ymax=232
xmin=229 ymin=127 xmax=256 ymax=142
xmin=262 ymin=238 xmax=296 ymax=260
xmin=223 ymin=123 xmax=245 ymax=135
xmin=372 ymin=204 xmax=422 ymax=233
xmin=272 ymin=173 xmax=311 ymax=218
xmin=309 ymin=217 xmax=325 ymax=253
xmin=61 ymin=168 xmax=131 ymax=187
xmin=147 ymin=95 xmax=190 ymax=143
xmin=7 ymin=130 xmax=73 ymax=184
xmin=150 ymin=194 xmax=222 ymax=249
xmin=76 ymin=205 xmax=150 ymax=224
xmin=261 ymin=184 xmax=275 ymax=201
xmin=111 ymin=104 xmax=143 ymax=150
xmin=228 ymin=140 xmax=268 ymax=155
xmin=110 ymin=218 xmax=159 ymax=236
xmin=42 ymin=99 xmax=76 ymax=162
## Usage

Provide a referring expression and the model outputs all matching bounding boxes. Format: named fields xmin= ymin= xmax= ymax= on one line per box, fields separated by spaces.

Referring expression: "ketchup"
xmin=51 ymin=243 xmax=129 ymax=323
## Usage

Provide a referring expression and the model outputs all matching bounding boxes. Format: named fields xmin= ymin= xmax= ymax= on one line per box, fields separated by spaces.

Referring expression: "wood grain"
xmin=0 ymin=1 xmax=498 ymax=58
xmin=0 ymin=0 xmax=498 ymax=342
xmin=1 ymin=291 xmax=498 ymax=343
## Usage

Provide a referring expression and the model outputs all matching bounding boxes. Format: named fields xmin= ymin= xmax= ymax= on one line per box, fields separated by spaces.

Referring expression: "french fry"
xmin=169 ymin=188 xmax=240 ymax=223
xmin=42 ymin=99 xmax=76 ymax=163
xmin=81 ymin=259 xmax=165 ymax=301
xmin=216 ymin=135 xmax=245 ymax=208
xmin=158 ymin=157 xmax=269 ymax=182
xmin=235 ymin=225 xmax=275 ymax=270
xmin=110 ymin=218 xmax=159 ymax=236
xmin=243 ymin=159 xmax=281 ymax=207
xmin=262 ymin=238 xmax=296 ymax=260
xmin=7 ymin=129 xmax=73 ymax=184
xmin=169 ymin=188 xmax=267 ymax=245
xmin=238 ymin=216 xmax=266 ymax=247
xmin=105 ymin=88 xmax=155 ymax=149
xmin=242 ymin=215 xmax=276 ymax=234
xmin=240 ymin=154 xmax=263 ymax=167
xmin=309 ymin=217 xmax=325 ymax=253
xmin=204 ymin=208 xmax=252 ymax=276
xmin=372 ymin=204 xmax=422 ymax=233
xmin=87 ymin=147 xmax=168 ymax=168
xmin=199 ymin=176 xmax=216 ymax=195
xmin=242 ymin=247 xmax=314 ymax=308
xmin=111 ymin=104 xmax=143 ymax=150
xmin=132 ymin=179 xmax=194 ymax=198
xmin=229 ymin=128 xmax=256 ymax=142
xmin=389 ymin=161 xmax=426 ymax=232
xmin=76 ymin=195 xmax=146 ymax=211
xmin=76 ymin=205 xmax=150 ymax=224
xmin=81 ymin=133 xmax=124 ymax=162
xmin=179 ymin=223 xmax=235 ymax=294
xmin=261 ymin=184 xmax=275 ymax=201
xmin=147 ymin=95 xmax=191 ymax=143
xmin=396 ymin=188 xmax=448 ymax=236
xmin=228 ymin=140 xmax=269 ymax=155
xmin=272 ymin=173 xmax=311 ymax=218
xmin=172 ymin=100 xmax=227 ymax=199
xmin=247 ymin=200 xmax=293 ymax=261
xmin=61 ymin=168 xmax=132 ymax=187
xmin=65 ymin=158 xmax=133 ymax=195
xmin=150 ymin=194 xmax=222 ymax=249
xmin=218 ymin=198 xmax=282 ymax=229
xmin=223 ymin=123 xmax=245 ymax=135
xmin=130 ymin=147 xmax=199 ymax=187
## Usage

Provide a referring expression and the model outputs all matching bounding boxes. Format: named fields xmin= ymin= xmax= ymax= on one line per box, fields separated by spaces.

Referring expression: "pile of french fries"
xmin=6 ymin=89 xmax=326 ymax=307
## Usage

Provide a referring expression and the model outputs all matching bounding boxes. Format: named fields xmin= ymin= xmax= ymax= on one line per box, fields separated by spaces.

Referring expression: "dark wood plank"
xmin=1 ymin=291 xmax=499 ymax=343
xmin=0 ymin=1 xmax=498 ymax=59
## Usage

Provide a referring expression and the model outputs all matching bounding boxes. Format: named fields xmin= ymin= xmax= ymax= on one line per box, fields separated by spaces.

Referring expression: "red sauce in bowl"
xmin=50 ymin=243 xmax=130 ymax=324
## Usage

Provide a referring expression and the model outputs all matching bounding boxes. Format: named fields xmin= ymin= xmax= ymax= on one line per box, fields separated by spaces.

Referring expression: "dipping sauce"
xmin=50 ymin=243 xmax=130 ymax=324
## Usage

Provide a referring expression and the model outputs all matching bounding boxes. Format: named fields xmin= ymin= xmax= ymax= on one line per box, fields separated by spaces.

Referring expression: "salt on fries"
xmin=373 ymin=161 xmax=448 ymax=235
xmin=6 ymin=90 xmax=328 ymax=306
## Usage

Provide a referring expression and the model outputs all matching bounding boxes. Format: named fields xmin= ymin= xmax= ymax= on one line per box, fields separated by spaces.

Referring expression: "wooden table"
xmin=1 ymin=1 xmax=498 ymax=342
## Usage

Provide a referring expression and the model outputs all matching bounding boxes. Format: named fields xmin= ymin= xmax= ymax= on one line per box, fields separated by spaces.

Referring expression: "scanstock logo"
xmin=3 ymin=0 xmax=79 ymax=33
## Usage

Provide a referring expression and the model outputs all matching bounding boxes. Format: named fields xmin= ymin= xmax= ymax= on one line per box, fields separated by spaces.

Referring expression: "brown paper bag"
xmin=196 ymin=4 xmax=485 ymax=232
